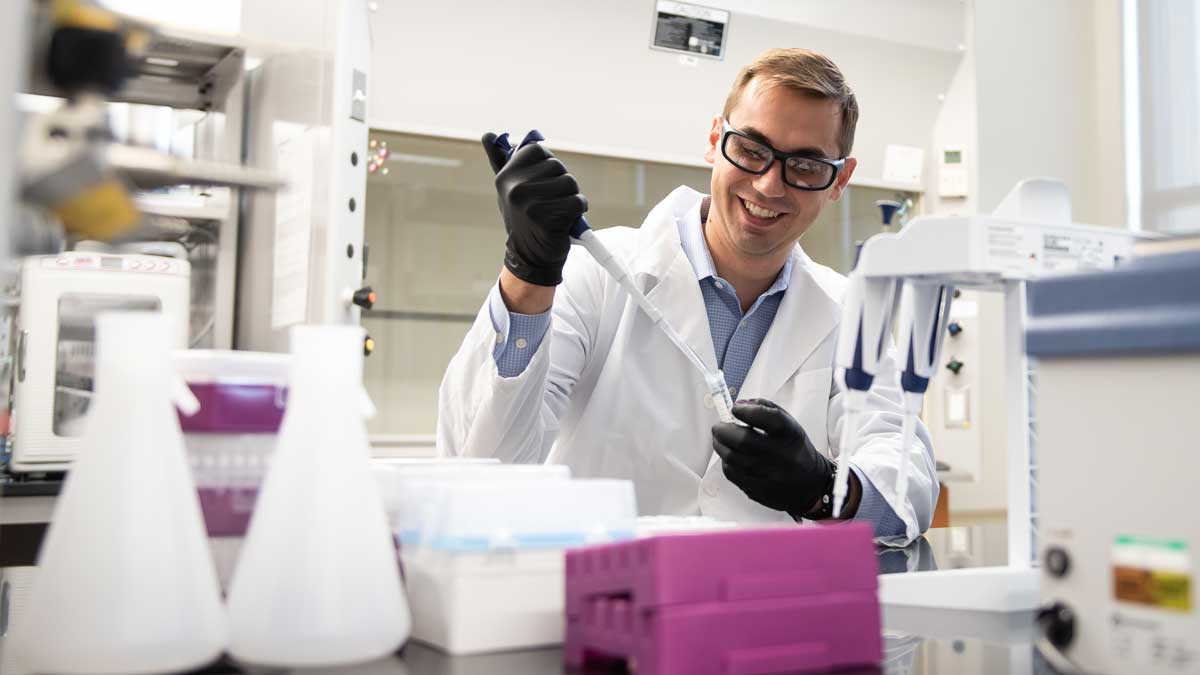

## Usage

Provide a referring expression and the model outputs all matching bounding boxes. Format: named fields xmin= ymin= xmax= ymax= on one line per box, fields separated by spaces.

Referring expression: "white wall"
xmin=369 ymin=0 xmax=960 ymax=184
xmin=715 ymin=0 xmax=966 ymax=53
xmin=1092 ymin=0 xmax=1128 ymax=227
xmin=973 ymin=0 xmax=1125 ymax=225
xmin=100 ymin=0 xmax=242 ymax=34
xmin=926 ymin=30 xmax=977 ymax=215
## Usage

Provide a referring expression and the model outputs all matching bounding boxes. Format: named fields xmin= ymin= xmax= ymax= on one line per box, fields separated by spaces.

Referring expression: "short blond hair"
xmin=722 ymin=48 xmax=859 ymax=157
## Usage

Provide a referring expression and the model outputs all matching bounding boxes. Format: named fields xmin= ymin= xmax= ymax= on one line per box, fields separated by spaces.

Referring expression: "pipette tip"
xmin=831 ymin=405 xmax=858 ymax=519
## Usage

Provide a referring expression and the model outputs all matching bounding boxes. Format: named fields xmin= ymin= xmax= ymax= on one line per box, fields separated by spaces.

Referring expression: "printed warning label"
xmin=1113 ymin=536 xmax=1193 ymax=612
xmin=1114 ymin=566 xmax=1193 ymax=611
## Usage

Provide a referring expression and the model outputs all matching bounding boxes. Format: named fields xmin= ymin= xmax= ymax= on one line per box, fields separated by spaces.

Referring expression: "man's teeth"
xmin=742 ymin=199 xmax=780 ymax=219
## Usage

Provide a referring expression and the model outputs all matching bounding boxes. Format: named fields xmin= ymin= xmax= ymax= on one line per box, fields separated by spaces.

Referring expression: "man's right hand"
xmin=482 ymin=133 xmax=588 ymax=288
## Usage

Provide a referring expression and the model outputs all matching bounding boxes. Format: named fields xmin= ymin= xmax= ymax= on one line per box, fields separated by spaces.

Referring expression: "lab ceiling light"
xmin=367 ymin=138 xmax=389 ymax=175
xmin=366 ymin=137 xmax=465 ymax=174
xmin=386 ymin=153 xmax=463 ymax=169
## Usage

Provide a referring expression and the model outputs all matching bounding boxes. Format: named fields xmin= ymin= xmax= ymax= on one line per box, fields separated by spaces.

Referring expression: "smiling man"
xmin=438 ymin=48 xmax=938 ymax=543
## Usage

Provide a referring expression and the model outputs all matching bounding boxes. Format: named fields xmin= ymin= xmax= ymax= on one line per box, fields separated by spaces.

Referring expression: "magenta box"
xmin=564 ymin=524 xmax=881 ymax=674
xmin=178 ymin=382 xmax=286 ymax=433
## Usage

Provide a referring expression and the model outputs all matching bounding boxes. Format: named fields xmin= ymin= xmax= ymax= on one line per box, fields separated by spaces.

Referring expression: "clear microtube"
xmin=708 ymin=371 xmax=737 ymax=424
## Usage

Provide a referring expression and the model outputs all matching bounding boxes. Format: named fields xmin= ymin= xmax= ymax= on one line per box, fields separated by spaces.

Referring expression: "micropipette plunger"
xmin=490 ymin=130 xmax=735 ymax=423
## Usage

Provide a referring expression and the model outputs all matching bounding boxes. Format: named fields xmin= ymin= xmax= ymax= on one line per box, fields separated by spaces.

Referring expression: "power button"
xmin=1045 ymin=547 xmax=1071 ymax=578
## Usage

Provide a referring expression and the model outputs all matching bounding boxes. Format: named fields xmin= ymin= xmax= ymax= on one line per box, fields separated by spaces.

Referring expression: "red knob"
xmin=352 ymin=286 xmax=376 ymax=310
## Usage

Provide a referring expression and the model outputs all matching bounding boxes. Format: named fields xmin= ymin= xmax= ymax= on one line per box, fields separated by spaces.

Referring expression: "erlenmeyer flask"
xmin=15 ymin=312 xmax=226 ymax=674
xmin=226 ymin=324 xmax=409 ymax=666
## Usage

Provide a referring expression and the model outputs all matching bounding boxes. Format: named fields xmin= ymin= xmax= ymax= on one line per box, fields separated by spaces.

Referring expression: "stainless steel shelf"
xmin=108 ymin=144 xmax=283 ymax=192
xmin=134 ymin=194 xmax=231 ymax=223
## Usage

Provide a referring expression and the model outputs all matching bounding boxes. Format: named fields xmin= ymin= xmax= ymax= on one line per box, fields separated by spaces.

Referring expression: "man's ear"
xmin=703 ymin=115 xmax=722 ymax=165
xmin=829 ymin=157 xmax=857 ymax=201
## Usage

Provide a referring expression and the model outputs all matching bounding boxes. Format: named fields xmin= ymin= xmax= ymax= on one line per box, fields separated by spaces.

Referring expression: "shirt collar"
xmin=677 ymin=196 xmax=794 ymax=295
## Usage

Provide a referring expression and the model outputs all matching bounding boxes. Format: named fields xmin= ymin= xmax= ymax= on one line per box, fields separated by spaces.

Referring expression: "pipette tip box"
xmin=564 ymin=523 xmax=881 ymax=674
xmin=399 ymin=478 xmax=636 ymax=654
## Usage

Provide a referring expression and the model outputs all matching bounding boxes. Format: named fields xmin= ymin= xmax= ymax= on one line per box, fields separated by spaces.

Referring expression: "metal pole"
xmin=1004 ymin=280 xmax=1033 ymax=568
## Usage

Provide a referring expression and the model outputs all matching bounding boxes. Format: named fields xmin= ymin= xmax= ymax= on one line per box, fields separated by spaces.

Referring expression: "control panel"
xmin=41 ymin=252 xmax=187 ymax=276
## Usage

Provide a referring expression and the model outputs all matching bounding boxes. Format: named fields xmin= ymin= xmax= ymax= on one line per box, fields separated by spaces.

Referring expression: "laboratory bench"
xmin=3 ymin=521 xmax=1060 ymax=675
xmin=259 ymin=525 xmax=1051 ymax=675
xmin=207 ymin=623 xmax=1053 ymax=675
xmin=0 ymin=478 xmax=59 ymax=567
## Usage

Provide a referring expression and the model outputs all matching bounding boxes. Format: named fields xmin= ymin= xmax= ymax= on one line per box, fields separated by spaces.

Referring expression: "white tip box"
xmin=397 ymin=477 xmax=636 ymax=654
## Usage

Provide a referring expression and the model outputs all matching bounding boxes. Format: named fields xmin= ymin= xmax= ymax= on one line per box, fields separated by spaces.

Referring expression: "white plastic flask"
xmin=14 ymin=312 xmax=226 ymax=674
xmin=226 ymin=324 xmax=409 ymax=666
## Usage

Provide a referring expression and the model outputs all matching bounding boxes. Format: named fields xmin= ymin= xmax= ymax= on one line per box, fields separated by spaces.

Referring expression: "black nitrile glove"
xmin=711 ymin=398 xmax=837 ymax=519
xmin=481 ymin=133 xmax=589 ymax=287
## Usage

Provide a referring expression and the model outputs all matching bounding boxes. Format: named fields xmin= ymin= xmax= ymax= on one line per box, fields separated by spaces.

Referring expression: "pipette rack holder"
xmin=564 ymin=523 xmax=881 ymax=674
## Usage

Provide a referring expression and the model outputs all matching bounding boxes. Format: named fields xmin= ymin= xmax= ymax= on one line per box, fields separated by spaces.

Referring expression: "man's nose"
xmin=751 ymin=159 xmax=787 ymax=199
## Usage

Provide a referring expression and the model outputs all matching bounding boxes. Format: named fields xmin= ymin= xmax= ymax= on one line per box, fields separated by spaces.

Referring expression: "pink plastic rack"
xmin=565 ymin=523 xmax=881 ymax=674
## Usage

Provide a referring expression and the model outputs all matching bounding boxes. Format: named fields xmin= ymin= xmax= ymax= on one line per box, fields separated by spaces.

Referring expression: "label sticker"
xmin=1110 ymin=610 xmax=1200 ymax=673
xmin=1113 ymin=536 xmax=1192 ymax=612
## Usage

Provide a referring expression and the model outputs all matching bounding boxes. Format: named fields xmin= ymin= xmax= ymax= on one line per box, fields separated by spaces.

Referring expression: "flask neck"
xmin=287 ymin=324 xmax=366 ymax=399
xmin=93 ymin=313 xmax=173 ymax=398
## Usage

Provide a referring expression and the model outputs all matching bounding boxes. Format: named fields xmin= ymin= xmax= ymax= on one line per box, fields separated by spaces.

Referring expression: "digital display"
xmin=943 ymin=150 xmax=962 ymax=164
xmin=101 ymin=256 xmax=124 ymax=270
xmin=652 ymin=1 xmax=729 ymax=59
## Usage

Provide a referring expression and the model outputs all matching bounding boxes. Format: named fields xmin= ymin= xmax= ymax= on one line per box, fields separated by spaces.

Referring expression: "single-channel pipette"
xmin=892 ymin=281 xmax=954 ymax=520
xmin=490 ymin=130 xmax=736 ymax=423
xmin=832 ymin=272 xmax=899 ymax=517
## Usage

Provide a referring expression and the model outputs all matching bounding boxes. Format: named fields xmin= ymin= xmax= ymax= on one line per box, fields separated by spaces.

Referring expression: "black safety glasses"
xmin=720 ymin=119 xmax=845 ymax=191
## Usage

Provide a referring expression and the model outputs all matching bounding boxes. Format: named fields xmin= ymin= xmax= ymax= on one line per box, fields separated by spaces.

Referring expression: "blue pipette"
xmin=892 ymin=281 xmax=954 ymax=534
xmin=490 ymin=130 xmax=735 ymax=423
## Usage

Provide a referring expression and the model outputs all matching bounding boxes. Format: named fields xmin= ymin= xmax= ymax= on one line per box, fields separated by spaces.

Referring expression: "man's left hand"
xmin=711 ymin=398 xmax=838 ymax=519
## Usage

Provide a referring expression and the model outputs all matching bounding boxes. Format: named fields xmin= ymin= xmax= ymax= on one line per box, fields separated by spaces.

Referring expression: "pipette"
xmin=892 ymin=281 xmax=954 ymax=520
xmin=490 ymin=130 xmax=736 ymax=423
xmin=832 ymin=271 xmax=899 ymax=518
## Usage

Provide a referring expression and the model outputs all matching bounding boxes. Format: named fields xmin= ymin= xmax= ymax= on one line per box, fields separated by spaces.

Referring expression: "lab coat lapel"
xmin=633 ymin=187 xmax=719 ymax=373
xmin=738 ymin=247 xmax=840 ymax=401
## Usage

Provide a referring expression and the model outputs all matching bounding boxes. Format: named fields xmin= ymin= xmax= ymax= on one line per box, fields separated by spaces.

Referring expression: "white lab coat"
xmin=437 ymin=186 xmax=937 ymax=543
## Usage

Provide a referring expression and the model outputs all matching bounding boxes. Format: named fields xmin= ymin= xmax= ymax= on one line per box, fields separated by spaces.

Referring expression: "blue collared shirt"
xmin=486 ymin=201 xmax=905 ymax=537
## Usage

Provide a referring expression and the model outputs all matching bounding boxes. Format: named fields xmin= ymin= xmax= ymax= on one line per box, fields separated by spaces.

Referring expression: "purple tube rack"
xmin=179 ymin=382 xmax=286 ymax=536
xmin=564 ymin=523 xmax=881 ymax=674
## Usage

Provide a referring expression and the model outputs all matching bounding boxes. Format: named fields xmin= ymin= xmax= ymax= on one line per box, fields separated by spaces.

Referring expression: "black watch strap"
xmin=800 ymin=461 xmax=838 ymax=521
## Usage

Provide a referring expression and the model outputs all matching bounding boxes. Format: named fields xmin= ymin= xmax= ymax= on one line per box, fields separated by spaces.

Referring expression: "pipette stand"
xmin=857 ymin=179 xmax=1145 ymax=613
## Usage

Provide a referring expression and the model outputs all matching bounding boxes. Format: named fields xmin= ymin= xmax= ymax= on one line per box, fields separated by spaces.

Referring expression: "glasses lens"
xmin=724 ymin=134 xmax=773 ymax=173
xmin=784 ymin=157 xmax=835 ymax=189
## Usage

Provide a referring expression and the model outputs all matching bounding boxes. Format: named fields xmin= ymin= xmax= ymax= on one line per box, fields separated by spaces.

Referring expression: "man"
xmin=438 ymin=48 xmax=937 ymax=542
